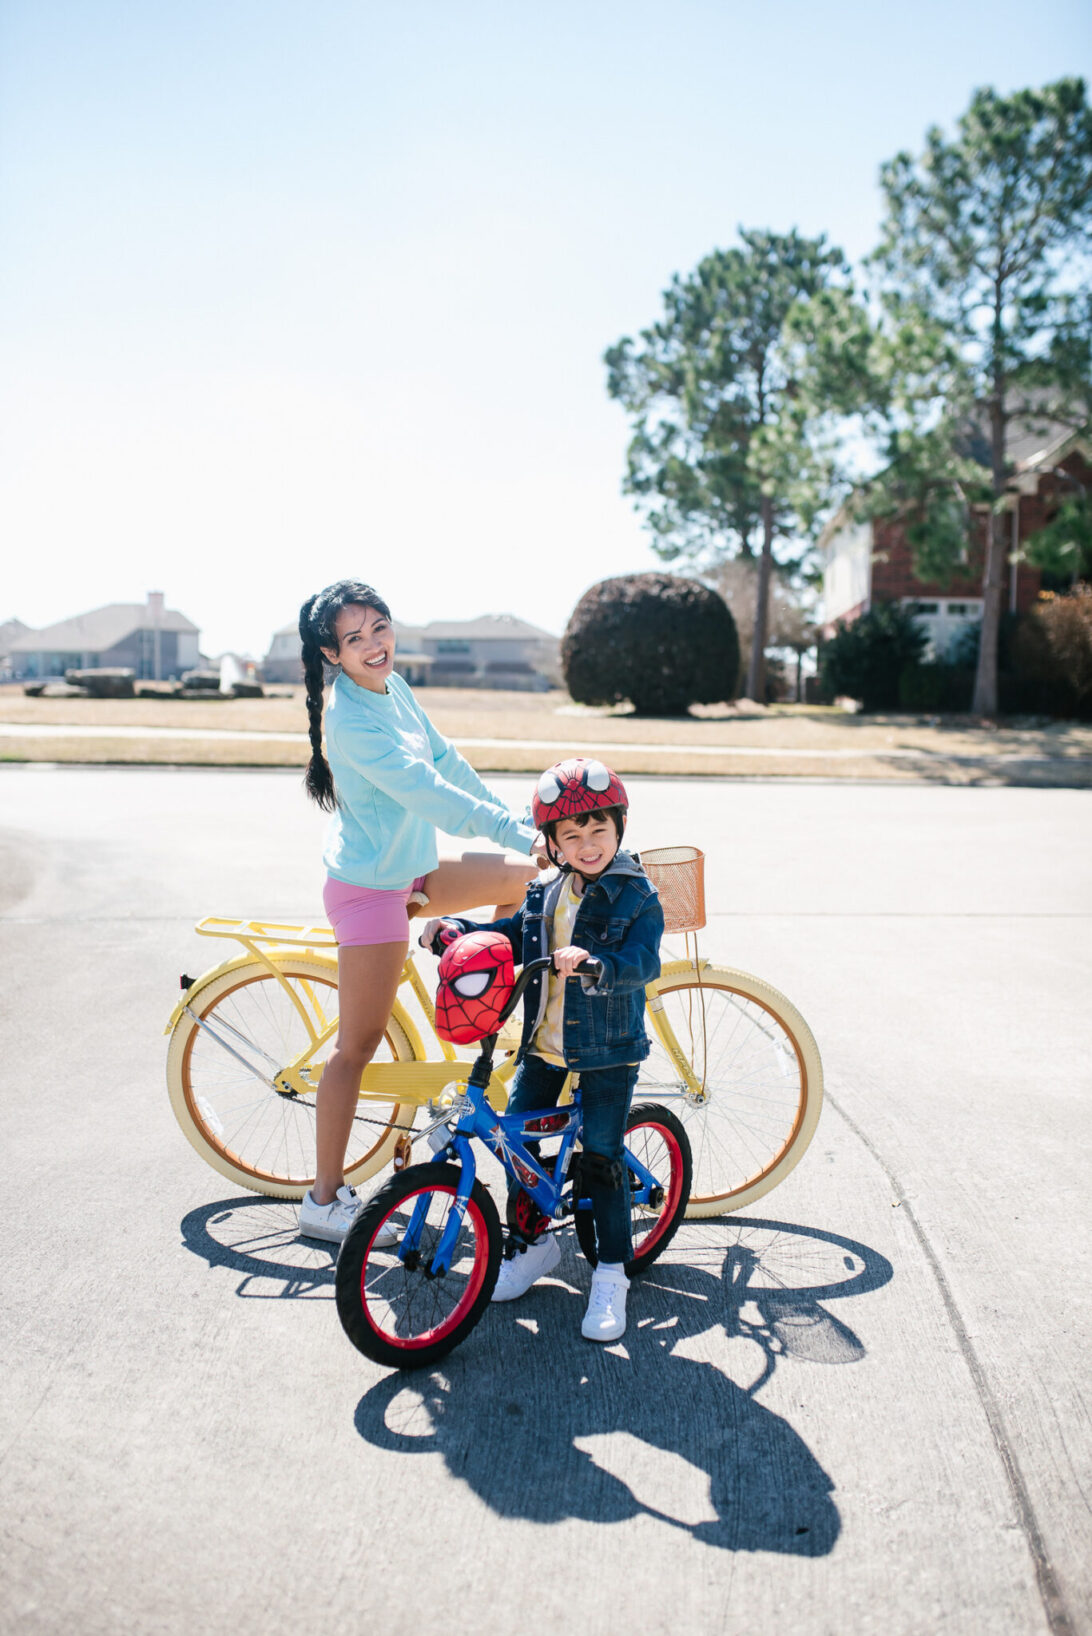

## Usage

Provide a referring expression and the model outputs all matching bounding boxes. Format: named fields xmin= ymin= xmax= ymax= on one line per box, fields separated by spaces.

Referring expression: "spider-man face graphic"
xmin=435 ymin=931 xmax=516 ymax=1044
xmin=530 ymin=758 xmax=628 ymax=830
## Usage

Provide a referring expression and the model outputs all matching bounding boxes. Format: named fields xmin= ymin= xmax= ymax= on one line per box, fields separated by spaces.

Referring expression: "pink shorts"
xmin=323 ymin=874 xmax=429 ymax=948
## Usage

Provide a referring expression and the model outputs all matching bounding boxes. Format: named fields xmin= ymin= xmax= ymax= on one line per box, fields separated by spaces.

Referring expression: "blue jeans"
xmin=506 ymin=1055 xmax=638 ymax=1266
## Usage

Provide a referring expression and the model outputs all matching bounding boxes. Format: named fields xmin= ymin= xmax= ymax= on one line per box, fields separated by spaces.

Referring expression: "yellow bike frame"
xmin=165 ymin=919 xmax=704 ymax=1112
xmin=164 ymin=916 xmax=527 ymax=1109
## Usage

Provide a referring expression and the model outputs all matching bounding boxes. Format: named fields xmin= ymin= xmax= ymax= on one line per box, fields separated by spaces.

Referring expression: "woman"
xmin=296 ymin=578 xmax=541 ymax=1243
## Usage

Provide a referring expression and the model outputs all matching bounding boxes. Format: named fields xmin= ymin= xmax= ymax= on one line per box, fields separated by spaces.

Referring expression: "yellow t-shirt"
xmin=531 ymin=875 xmax=583 ymax=1067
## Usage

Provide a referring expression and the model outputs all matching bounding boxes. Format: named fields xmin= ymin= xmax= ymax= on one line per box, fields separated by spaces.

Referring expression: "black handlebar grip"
xmin=426 ymin=923 xmax=462 ymax=956
xmin=555 ymin=954 xmax=603 ymax=980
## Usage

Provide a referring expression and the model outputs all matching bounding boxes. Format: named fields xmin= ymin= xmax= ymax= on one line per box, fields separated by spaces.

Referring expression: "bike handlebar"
xmin=423 ymin=925 xmax=602 ymax=985
xmin=495 ymin=954 xmax=602 ymax=1030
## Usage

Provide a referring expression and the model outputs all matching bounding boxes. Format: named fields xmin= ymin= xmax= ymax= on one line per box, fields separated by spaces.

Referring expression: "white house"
xmin=6 ymin=593 xmax=201 ymax=680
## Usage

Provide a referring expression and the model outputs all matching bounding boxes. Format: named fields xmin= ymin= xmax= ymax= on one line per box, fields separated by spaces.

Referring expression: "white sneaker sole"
xmin=581 ymin=1316 xmax=627 ymax=1342
xmin=298 ymin=1217 xmax=351 ymax=1245
xmin=299 ymin=1216 xmax=399 ymax=1248
xmin=491 ymin=1238 xmax=561 ymax=1301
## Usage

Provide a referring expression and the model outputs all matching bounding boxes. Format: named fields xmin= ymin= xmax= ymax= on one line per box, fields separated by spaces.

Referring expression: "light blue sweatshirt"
xmin=322 ymin=670 xmax=537 ymax=888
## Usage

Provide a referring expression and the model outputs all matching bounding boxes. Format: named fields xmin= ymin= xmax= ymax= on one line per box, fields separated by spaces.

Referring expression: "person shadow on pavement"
xmin=351 ymin=1221 xmax=893 ymax=1557
xmin=178 ymin=1197 xmax=891 ymax=1555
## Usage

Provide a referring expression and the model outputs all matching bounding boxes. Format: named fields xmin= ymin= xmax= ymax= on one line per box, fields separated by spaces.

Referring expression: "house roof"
xmin=8 ymin=602 xmax=199 ymax=654
xmin=0 ymin=618 xmax=31 ymax=652
xmin=277 ymin=612 xmax=557 ymax=643
xmin=818 ymin=412 xmax=1092 ymax=552
xmin=421 ymin=613 xmax=557 ymax=641
xmin=1010 ymin=424 xmax=1092 ymax=490
xmin=269 ymin=618 xmax=428 ymax=643
xmin=267 ymin=620 xmax=431 ymax=664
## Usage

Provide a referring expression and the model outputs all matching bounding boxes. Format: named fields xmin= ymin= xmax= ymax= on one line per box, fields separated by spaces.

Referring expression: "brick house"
xmin=820 ymin=422 xmax=1091 ymax=658
xmin=6 ymin=592 xmax=201 ymax=680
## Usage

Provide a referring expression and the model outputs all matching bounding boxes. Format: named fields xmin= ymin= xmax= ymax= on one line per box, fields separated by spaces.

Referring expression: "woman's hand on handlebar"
xmin=419 ymin=917 xmax=460 ymax=954
xmin=553 ymin=944 xmax=596 ymax=978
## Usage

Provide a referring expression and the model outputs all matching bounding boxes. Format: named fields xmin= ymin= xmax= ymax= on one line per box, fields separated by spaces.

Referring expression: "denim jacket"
xmin=451 ymin=850 xmax=663 ymax=1071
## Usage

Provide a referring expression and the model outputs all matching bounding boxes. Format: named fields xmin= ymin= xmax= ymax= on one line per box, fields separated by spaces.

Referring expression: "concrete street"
xmin=1 ymin=766 xmax=1089 ymax=1636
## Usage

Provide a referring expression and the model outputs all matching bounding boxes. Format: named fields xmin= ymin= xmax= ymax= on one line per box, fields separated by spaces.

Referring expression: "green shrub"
xmin=819 ymin=602 xmax=928 ymax=711
xmin=897 ymin=662 xmax=975 ymax=713
xmin=562 ymin=572 xmax=739 ymax=716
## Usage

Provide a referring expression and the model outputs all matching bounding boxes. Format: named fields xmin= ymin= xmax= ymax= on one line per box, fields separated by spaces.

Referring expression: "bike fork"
xmin=402 ymin=1134 xmax=478 ymax=1277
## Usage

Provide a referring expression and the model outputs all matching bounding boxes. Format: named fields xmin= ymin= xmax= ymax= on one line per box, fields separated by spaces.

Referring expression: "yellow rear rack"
xmin=195 ymin=915 xmax=337 ymax=949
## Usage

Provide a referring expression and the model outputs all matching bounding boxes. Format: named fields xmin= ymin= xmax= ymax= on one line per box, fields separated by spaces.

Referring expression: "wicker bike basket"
xmin=639 ymin=845 xmax=706 ymax=934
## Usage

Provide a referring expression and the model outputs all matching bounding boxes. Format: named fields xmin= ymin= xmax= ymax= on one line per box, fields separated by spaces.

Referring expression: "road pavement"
xmin=1 ymin=767 xmax=1089 ymax=1636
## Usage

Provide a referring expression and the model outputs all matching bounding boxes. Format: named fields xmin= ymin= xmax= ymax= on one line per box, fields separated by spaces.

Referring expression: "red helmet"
xmin=435 ymin=931 xmax=516 ymax=1044
xmin=531 ymin=758 xmax=628 ymax=830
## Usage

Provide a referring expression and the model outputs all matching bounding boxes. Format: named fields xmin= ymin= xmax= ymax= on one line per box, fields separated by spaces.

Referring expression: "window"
xmin=911 ymin=602 xmax=939 ymax=615
xmin=437 ymin=639 xmax=470 ymax=655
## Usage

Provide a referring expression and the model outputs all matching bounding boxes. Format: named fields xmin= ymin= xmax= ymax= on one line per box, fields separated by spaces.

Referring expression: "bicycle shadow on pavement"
xmin=179 ymin=1195 xmax=338 ymax=1299
xmin=353 ymin=1217 xmax=893 ymax=1557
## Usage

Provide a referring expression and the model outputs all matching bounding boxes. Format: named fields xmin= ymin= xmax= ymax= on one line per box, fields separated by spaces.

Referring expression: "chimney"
xmin=147 ymin=591 xmax=165 ymax=618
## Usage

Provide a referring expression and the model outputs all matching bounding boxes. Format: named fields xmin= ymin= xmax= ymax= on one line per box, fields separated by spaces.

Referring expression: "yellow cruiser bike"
xmin=164 ymin=847 xmax=823 ymax=1218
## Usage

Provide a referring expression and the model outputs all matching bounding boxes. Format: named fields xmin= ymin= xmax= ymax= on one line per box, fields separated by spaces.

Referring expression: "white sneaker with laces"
xmin=299 ymin=1186 xmax=402 ymax=1248
xmin=490 ymin=1232 xmax=561 ymax=1301
xmin=298 ymin=1184 xmax=362 ymax=1244
xmin=581 ymin=1265 xmax=629 ymax=1342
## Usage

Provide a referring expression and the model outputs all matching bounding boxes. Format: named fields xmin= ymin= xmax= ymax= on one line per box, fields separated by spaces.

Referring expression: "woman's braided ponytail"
xmin=298 ymin=580 xmax=392 ymax=812
xmin=300 ymin=596 xmax=335 ymax=811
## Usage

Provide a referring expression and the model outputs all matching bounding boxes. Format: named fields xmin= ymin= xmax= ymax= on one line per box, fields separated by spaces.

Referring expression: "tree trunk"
xmin=746 ymin=495 xmax=775 ymax=701
xmin=972 ymin=370 xmax=1007 ymax=717
xmin=973 ymin=511 xmax=1006 ymax=716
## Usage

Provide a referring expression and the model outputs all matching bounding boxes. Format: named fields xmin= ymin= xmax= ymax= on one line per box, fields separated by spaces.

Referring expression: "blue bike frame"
xmin=396 ymin=960 xmax=663 ymax=1278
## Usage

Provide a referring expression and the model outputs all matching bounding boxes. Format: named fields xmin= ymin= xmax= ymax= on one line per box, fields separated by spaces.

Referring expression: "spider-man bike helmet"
xmin=435 ymin=930 xmax=516 ymax=1044
xmin=530 ymin=757 xmax=628 ymax=831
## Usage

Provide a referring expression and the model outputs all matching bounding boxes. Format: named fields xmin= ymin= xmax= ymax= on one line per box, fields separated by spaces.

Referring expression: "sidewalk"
xmin=2 ymin=718 xmax=1090 ymax=783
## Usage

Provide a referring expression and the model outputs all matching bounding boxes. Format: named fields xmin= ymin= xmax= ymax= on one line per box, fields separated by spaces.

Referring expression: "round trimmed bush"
xmin=819 ymin=601 xmax=927 ymax=711
xmin=562 ymin=573 xmax=739 ymax=716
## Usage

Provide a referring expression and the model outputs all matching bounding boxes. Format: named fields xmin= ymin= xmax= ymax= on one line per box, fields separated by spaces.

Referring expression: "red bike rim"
xmin=630 ymin=1122 xmax=684 ymax=1258
xmin=360 ymin=1184 xmax=491 ymax=1351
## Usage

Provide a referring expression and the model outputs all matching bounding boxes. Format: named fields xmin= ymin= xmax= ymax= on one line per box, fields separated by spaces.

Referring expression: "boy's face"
xmin=552 ymin=812 xmax=619 ymax=878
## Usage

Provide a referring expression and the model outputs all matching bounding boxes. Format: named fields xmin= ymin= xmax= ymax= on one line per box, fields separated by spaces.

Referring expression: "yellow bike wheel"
xmin=166 ymin=958 xmax=417 ymax=1198
xmin=639 ymin=964 xmax=823 ymax=1218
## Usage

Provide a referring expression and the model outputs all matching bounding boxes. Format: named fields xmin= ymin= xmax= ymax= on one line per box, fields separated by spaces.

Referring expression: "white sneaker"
xmin=491 ymin=1233 xmax=561 ymax=1301
xmin=298 ymin=1185 xmax=362 ymax=1243
xmin=581 ymin=1266 xmax=629 ymax=1342
xmin=300 ymin=1186 xmax=402 ymax=1248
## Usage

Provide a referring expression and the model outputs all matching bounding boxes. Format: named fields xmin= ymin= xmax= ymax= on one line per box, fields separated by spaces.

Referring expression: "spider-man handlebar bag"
xmin=435 ymin=930 xmax=516 ymax=1044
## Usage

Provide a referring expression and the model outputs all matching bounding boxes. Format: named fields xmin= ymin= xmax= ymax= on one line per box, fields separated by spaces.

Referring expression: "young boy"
xmin=421 ymin=757 xmax=663 ymax=1342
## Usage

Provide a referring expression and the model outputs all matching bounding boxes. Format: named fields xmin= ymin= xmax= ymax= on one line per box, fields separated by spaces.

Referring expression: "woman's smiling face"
xmin=322 ymin=603 xmax=396 ymax=693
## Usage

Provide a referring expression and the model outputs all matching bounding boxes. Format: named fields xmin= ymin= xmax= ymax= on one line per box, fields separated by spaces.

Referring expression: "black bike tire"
xmin=574 ymin=1101 xmax=692 ymax=1277
xmin=336 ymin=1161 xmax=502 ymax=1370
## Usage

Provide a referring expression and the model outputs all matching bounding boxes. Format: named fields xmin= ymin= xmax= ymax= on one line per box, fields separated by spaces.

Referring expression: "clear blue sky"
xmin=1 ymin=0 xmax=1089 ymax=657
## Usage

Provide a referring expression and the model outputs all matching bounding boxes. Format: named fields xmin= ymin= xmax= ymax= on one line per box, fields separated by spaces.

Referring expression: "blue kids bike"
xmin=335 ymin=952 xmax=693 ymax=1370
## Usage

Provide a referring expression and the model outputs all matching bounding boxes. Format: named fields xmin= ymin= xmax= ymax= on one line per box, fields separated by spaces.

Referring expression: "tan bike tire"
xmin=166 ymin=958 xmax=418 ymax=1199
xmin=639 ymin=963 xmax=823 ymax=1218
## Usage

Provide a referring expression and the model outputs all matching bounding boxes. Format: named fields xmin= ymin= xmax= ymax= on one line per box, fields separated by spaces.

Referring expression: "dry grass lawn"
xmin=1 ymin=683 xmax=1090 ymax=785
